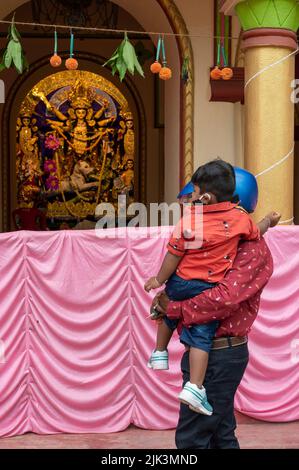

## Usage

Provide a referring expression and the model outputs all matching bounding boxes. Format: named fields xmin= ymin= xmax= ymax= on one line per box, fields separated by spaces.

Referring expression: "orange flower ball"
xmin=50 ymin=54 xmax=62 ymax=68
xmin=221 ymin=67 xmax=234 ymax=80
xmin=65 ymin=58 xmax=78 ymax=70
xmin=159 ymin=66 xmax=172 ymax=80
xmin=150 ymin=61 xmax=162 ymax=74
xmin=210 ymin=66 xmax=222 ymax=80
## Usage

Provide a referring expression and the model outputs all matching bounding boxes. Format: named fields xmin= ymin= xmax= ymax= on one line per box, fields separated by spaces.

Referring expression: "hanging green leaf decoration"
xmin=0 ymin=14 xmax=28 ymax=74
xmin=103 ymin=32 xmax=145 ymax=81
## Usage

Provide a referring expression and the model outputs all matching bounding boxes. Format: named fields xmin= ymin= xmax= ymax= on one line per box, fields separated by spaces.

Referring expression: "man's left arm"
xmin=166 ymin=238 xmax=273 ymax=325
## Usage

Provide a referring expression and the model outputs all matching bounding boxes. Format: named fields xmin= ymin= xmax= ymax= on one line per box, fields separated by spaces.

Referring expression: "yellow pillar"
xmin=235 ymin=0 xmax=299 ymax=223
xmin=244 ymin=37 xmax=296 ymax=222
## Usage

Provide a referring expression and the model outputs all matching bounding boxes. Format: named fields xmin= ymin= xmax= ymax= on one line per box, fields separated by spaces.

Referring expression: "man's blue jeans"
xmin=175 ymin=342 xmax=249 ymax=449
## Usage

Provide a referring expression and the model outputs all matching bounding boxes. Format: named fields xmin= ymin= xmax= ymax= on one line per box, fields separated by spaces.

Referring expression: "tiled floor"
xmin=0 ymin=413 xmax=298 ymax=449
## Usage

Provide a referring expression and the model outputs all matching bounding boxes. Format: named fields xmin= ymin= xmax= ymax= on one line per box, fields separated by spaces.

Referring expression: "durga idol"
xmin=30 ymin=80 xmax=115 ymax=158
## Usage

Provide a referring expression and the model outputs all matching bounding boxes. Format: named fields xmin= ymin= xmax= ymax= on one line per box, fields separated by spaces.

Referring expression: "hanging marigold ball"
xmin=221 ymin=67 xmax=234 ymax=80
xmin=210 ymin=66 xmax=222 ymax=80
xmin=50 ymin=54 xmax=62 ymax=68
xmin=150 ymin=61 xmax=162 ymax=74
xmin=159 ymin=66 xmax=172 ymax=80
xmin=65 ymin=58 xmax=78 ymax=70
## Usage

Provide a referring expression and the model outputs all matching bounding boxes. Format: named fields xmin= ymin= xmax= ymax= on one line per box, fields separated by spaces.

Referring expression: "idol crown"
xmin=69 ymin=80 xmax=96 ymax=109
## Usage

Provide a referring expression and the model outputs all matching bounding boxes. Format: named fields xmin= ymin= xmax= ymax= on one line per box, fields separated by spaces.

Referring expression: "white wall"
xmin=113 ymin=0 xmax=180 ymax=204
xmin=175 ymin=0 xmax=238 ymax=170
xmin=115 ymin=0 xmax=243 ymax=198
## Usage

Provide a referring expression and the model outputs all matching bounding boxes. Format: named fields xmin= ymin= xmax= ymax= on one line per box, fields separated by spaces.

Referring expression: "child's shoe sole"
xmin=178 ymin=388 xmax=213 ymax=416
xmin=147 ymin=361 xmax=169 ymax=370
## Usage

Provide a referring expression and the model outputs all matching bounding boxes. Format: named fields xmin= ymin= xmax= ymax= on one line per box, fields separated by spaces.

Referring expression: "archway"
xmin=2 ymin=51 xmax=147 ymax=231
xmin=0 ymin=0 xmax=194 ymax=230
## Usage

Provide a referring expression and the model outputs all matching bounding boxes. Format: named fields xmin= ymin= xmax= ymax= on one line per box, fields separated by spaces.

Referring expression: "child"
xmin=144 ymin=159 xmax=280 ymax=415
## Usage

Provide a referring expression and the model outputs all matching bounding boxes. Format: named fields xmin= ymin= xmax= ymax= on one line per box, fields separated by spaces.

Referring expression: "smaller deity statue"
xmin=118 ymin=111 xmax=135 ymax=166
xmin=16 ymin=100 xmax=40 ymax=181
xmin=113 ymin=158 xmax=134 ymax=205
xmin=16 ymin=98 xmax=44 ymax=208
xmin=120 ymin=159 xmax=134 ymax=192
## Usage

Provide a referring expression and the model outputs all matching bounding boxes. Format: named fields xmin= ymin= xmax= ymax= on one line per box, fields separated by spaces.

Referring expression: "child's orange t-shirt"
xmin=167 ymin=202 xmax=260 ymax=282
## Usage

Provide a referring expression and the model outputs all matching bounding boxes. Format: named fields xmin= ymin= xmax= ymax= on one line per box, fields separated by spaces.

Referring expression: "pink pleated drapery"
xmin=0 ymin=227 xmax=298 ymax=438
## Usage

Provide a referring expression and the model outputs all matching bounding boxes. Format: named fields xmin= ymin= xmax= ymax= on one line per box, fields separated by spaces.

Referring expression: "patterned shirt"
xmin=167 ymin=238 xmax=273 ymax=337
xmin=167 ymin=202 xmax=260 ymax=282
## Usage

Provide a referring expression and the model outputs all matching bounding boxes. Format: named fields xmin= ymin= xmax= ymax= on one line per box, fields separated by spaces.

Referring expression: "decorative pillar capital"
xmin=234 ymin=0 xmax=299 ymax=50
xmin=235 ymin=0 xmax=299 ymax=32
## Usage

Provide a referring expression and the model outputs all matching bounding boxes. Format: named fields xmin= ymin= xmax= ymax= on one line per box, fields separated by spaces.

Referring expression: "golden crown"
xmin=121 ymin=111 xmax=133 ymax=121
xmin=19 ymin=97 xmax=35 ymax=118
xmin=68 ymin=80 xmax=96 ymax=109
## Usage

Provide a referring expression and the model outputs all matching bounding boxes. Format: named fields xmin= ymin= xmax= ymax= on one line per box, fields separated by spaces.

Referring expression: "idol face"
xmin=126 ymin=120 xmax=134 ymax=129
xmin=22 ymin=118 xmax=31 ymax=126
xmin=75 ymin=108 xmax=87 ymax=120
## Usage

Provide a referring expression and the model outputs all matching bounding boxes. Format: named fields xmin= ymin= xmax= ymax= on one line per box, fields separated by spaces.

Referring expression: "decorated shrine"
xmin=16 ymin=71 xmax=135 ymax=227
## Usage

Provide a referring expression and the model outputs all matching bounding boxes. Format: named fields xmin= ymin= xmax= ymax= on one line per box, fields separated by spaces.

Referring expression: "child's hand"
xmin=265 ymin=211 xmax=281 ymax=227
xmin=144 ymin=276 xmax=162 ymax=292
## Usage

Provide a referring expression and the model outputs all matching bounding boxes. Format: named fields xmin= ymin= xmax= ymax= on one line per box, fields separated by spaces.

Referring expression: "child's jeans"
xmin=164 ymin=274 xmax=218 ymax=353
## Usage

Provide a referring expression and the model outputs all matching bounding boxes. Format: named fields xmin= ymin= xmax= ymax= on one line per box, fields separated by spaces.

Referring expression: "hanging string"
xmin=70 ymin=29 xmax=74 ymax=58
xmin=155 ymin=36 xmax=162 ymax=62
xmin=50 ymin=27 xmax=62 ymax=66
xmin=161 ymin=36 xmax=166 ymax=65
xmin=220 ymin=8 xmax=225 ymax=67
xmin=221 ymin=43 xmax=228 ymax=67
xmin=216 ymin=40 xmax=221 ymax=67
xmin=0 ymin=18 xmax=243 ymax=40
xmin=54 ymin=28 xmax=58 ymax=55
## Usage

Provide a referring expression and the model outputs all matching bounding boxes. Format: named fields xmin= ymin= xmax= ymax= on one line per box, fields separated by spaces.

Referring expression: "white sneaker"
xmin=178 ymin=381 xmax=213 ymax=415
xmin=147 ymin=350 xmax=169 ymax=370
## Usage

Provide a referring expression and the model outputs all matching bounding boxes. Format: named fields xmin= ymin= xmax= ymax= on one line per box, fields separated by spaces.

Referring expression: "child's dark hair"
xmin=191 ymin=159 xmax=236 ymax=203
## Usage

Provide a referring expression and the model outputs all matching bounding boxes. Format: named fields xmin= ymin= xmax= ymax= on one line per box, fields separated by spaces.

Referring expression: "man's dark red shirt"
xmin=166 ymin=238 xmax=273 ymax=337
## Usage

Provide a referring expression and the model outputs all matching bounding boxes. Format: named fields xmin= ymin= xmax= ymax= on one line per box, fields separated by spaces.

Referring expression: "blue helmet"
xmin=177 ymin=166 xmax=258 ymax=213
xmin=177 ymin=181 xmax=194 ymax=199
xmin=233 ymin=166 xmax=258 ymax=213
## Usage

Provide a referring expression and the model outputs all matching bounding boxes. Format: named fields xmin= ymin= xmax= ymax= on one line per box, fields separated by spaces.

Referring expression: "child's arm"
xmin=257 ymin=211 xmax=281 ymax=236
xmin=144 ymin=252 xmax=181 ymax=292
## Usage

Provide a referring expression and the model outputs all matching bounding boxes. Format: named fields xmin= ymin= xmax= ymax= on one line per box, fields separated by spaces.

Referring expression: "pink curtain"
xmin=0 ymin=227 xmax=298 ymax=437
xmin=235 ymin=227 xmax=299 ymax=421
